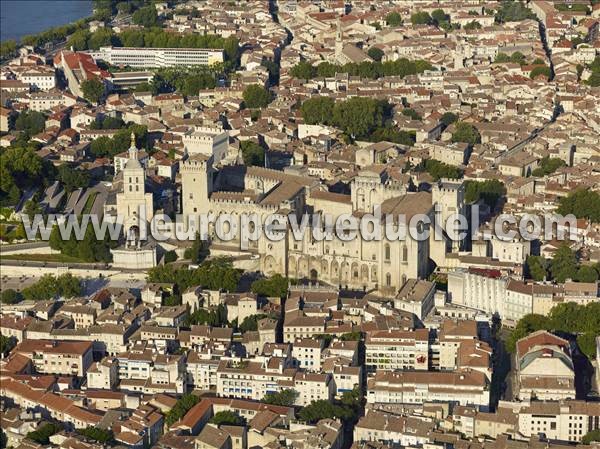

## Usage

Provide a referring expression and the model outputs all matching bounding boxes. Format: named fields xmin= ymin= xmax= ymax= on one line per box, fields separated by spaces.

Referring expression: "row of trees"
xmin=147 ymin=257 xmax=241 ymax=293
xmin=419 ymin=159 xmax=463 ymax=181
xmin=67 ymin=27 xmax=239 ymax=65
xmin=250 ymin=274 xmax=290 ymax=298
xmin=451 ymin=122 xmax=481 ymax=145
xmin=297 ymin=387 xmax=362 ymax=424
xmin=531 ymin=157 xmax=565 ymax=177
xmin=495 ymin=1 xmax=536 ymax=23
xmin=557 ymin=189 xmax=600 ymax=222
xmin=49 ymin=220 xmax=116 ymax=263
xmin=20 ymin=273 xmax=82 ymax=301
xmin=0 ymin=145 xmax=54 ymax=206
xmin=290 ymin=57 xmax=433 ymax=81
xmin=464 ymin=179 xmax=506 ymax=208
xmin=585 ymin=56 xmax=600 ymax=87
xmin=506 ymin=302 xmax=600 ymax=359
xmin=165 ymin=394 xmax=199 ymax=426
xmin=301 ymin=96 xmax=397 ymax=140
xmin=526 ymin=246 xmax=600 ymax=283
xmin=89 ymin=124 xmax=148 ymax=158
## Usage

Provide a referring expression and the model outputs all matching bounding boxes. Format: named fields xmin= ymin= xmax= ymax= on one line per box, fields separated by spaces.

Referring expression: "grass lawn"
xmin=0 ymin=253 xmax=85 ymax=263
xmin=82 ymin=192 xmax=98 ymax=215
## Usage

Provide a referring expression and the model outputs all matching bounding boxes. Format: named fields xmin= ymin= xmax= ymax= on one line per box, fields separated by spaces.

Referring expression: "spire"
xmin=128 ymin=132 xmax=138 ymax=160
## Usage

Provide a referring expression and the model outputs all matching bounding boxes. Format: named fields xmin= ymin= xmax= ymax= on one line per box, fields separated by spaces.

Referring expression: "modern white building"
xmin=365 ymin=329 xmax=429 ymax=373
xmin=366 ymin=369 xmax=490 ymax=410
xmin=91 ymin=46 xmax=224 ymax=68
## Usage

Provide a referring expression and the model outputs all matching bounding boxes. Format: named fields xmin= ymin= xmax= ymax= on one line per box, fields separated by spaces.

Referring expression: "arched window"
xmin=384 ymin=243 xmax=390 ymax=261
xmin=402 ymin=245 xmax=408 ymax=262
xmin=385 ymin=273 xmax=392 ymax=286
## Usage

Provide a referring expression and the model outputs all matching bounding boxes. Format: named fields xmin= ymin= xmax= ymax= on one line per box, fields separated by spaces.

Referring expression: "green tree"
xmin=431 ymin=9 xmax=449 ymax=26
xmin=411 ymin=11 xmax=433 ymax=25
xmin=81 ymin=78 xmax=105 ymax=104
xmin=290 ymin=61 xmax=316 ymax=80
xmin=262 ymin=389 xmax=298 ymax=406
xmin=526 ymin=255 xmax=547 ymax=281
xmin=557 ymin=189 xmax=600 ymax=222
xmin=367 ymin=47 xmax=384 ymax=62
xmin=301 ymin=97 xmax=335 ymax=125
xmin=238 ymin=313 xmax=277 ymax=333
xmin=582 ymin=429 xmax=600 ymax=444
xmin=422 ymin=160 xmax=462 ymax=180
xmin=464 ymin=20 xmax=482 ymax=30
xmin=451 ymin=122 xmax=481 ymax=145
xmin=88 ymin=28 xmax=117 ymax=50
xmin=530 ymin=65 xmax=551 ymax=80
xmin=243 ymin=84 xmax=271 ymax=109
xmin=21 ymin=273 xmax=82 ymax=301
xmin=495 ymin=1 xmax=535 ymax=23
xmin=240 ymin=140 xmax=265 ymax=166
xmin=385 ymin=12 xmax=403 ymax=27
xmin=67 ymin=29 xmax=91 ymax=51
xmin=440 ymin=112 xmax=458 ymax=127
xmin=401 ymin=108 xmax=421 ymax=120
xmin=550 ymin=245 xmax=578 ymax=283
xmin=577 ymin=332 xmax=597 ymax=359
xmin=77 ymin=427 xmax=113 ymax=443
xmin=165 ymin=394 xmax=199 ymax=426
xmin=0 ymin=289 xmax=22 ymax=304
xmin=464 ymin=180 xmax=505 ymax=208
xmin=532 ymin=157 xmax=566 ymax=176
xmin=575 ymin=265 xmax=599 ymax=282
xmin=0 ymin=335 xmax=16 ymax=356
xmin=369 ymin=127 xmax=415 ymax=146
xmin=15 ymin=110 xmax=46 ymax=136
xmin=506 ymin=314 xmax=552 ymax=352
xmin=133 ymin=6 xmax=159 ymax=27
xmin=1 ymin=39 xmax=17 ymax=60
xmin=251 ymin=274 xmax=289 ymax=298
xmin=184 ymin=232 xmax=207 ymax=264
xmin=340 ymin=331 xmax=362 ymax=341
xmin=26 ymin=423 xmax=62 ymax=445
xmin=210 ymin=411 xmax=246 ymax=426
xmin=58 ymin=164 xmax=90 ymax=192
xmin=332 ymin=97 xmax=387 ymax=138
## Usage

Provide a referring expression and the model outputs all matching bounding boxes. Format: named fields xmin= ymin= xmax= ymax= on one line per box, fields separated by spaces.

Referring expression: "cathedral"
xmin=111 ymin=133 xmax=157 ymax=269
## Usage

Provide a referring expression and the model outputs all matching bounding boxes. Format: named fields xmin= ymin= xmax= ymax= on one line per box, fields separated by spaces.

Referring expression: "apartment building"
xmin=186 ymin=346 xmax=230 ymax=390
xmin=448 ymin=269 xmax=563 ymax=323
xmin=366 ymin=369 xmax=490 ymax=409
xmin=216 ymin=359 xmax=297 ymax=402
xmin=14 ymin=67 xmax=56 ymax=91
xmin=393 ymin=279 xmax=436 ymax=320
xmin=86 ymin=357 xmax=118 ymax=390
xmin=14 ymin=339 xmax=93 ymax=376
xmin=436 ymin=320 xmax=479 ymax=371
xmin=0 ymin=379 xmax=102 ymax=429
xmin=283 ymin=311 xmax=326 ymax=342
xmin=294 ymin=372 xmax=335 ymax=406
xmin=365 ymin=329 xmax=429 ymax=373
xmin=292 ymin=338 xmax=324 ymax=371
xmin=91 ymin=46 xmax=224 ymax=68
xmin=517 ymin=400 xmax=600 ymax=442
xmin=115 ymin=403 xmax=164 ymax=449
xmin=116 ymin=349 xmax=186 ymax=394
xmin=354 ymin=411 xmax=435 ymax=447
